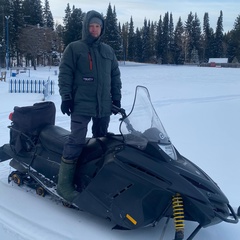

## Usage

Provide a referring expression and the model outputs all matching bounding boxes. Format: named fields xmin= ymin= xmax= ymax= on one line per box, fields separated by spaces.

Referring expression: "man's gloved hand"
xmin=61 ymin=100 xmax=73 ymax=116
xmin=112 ymin=100 xmax=121 ymax=108
xmin=112 ymin=100 xmax=121 ymax=115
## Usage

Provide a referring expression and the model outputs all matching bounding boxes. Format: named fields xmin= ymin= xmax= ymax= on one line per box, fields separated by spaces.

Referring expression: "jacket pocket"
xmin=99 ymin=45 xmax=114 ymax=75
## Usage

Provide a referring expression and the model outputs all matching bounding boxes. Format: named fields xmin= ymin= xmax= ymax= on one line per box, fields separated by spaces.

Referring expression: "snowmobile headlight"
xmin=158 ymin=143 xmax=177 ymax=160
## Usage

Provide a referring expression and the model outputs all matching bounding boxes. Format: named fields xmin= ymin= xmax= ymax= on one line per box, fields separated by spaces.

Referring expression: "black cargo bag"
xmin=10 ymin=101 xmax=56 ymax=153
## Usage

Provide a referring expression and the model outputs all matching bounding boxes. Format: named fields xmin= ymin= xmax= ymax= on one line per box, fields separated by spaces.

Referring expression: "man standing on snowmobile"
xmin=57 ymin=10 xmax=122 ymax=202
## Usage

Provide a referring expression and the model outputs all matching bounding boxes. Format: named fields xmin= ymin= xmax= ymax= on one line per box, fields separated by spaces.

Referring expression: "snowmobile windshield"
xmin=120 ymin=86 xmax=177 ymax=160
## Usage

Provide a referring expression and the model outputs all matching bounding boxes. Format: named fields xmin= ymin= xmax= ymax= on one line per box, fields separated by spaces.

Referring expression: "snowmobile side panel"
xmin=30 ymin=154 xmax=60 ymax=182
xmin=74 ymin=151 xmax=173 ymax=229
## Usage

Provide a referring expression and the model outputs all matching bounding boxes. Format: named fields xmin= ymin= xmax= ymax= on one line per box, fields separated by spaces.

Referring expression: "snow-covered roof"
xmin=208 ymin=58 xmax=228 ymax=63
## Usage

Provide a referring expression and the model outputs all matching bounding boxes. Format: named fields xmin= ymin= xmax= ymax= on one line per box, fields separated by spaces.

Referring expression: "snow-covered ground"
xmin=0 ymin=63 xmax=239 ymax=240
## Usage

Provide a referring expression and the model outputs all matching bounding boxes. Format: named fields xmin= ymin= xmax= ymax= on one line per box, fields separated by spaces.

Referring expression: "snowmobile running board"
xmin=27 ymin=169 xmax=77 ymax=207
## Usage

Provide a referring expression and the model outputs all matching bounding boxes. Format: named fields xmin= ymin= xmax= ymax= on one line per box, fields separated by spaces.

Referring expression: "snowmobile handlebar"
xmin=112 ymin=104 xmax=135 ymax=133
xmin=112 ymin=104 xmax=127 ymax=119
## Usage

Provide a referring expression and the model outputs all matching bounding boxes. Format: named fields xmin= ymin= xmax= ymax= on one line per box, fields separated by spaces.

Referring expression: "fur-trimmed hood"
xmin=82 ymin=10 xmax=105 ymax=45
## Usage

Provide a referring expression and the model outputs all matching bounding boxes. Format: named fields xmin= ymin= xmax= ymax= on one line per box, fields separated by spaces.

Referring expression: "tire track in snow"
xmin=0 ymin=206 xmax=73 ymax=240
xmin=154 ymin=94 xmax=240 ymax=107
xmin=0 ymin=181 xmax=73 ymax=240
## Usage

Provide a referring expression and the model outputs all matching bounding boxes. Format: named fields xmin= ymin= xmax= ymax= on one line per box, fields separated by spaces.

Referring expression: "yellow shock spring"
xmin=172 ymin=193 xmax=185 ymax=232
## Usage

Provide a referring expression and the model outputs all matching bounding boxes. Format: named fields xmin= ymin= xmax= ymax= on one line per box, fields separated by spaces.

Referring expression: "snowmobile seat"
xmin=80 ymin=138 xmax=107 ymax=164
xmin=39 ymin=125 xmax=108 ymax=162
xmin=39 ymin=125 xmax=70 ymax=155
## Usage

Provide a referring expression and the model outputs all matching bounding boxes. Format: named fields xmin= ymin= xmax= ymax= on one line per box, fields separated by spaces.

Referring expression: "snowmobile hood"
xmin=116 ymin=86 xmax=236 ymax=226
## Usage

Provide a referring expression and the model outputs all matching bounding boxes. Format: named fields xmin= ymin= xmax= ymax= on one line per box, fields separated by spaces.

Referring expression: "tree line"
xmin=1 ymin=0 xmax=240 ymax=69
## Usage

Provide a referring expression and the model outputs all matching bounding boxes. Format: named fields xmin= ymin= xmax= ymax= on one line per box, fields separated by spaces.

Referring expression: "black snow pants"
xmin=62 ymin=114 xmax=110 ymax=162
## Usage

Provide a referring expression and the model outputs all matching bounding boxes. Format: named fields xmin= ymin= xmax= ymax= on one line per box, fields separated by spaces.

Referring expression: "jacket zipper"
xmin=88 ymin=51 xmax=93 ymax=70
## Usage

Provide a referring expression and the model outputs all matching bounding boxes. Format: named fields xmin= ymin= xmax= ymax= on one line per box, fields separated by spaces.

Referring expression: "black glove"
xmin=112 ymin=100 xmax=121 ymax=108
xmin=61 ymin=100 xmax=73 ymax=116
xmin=112 ymin=100 xmax=121 ymax=115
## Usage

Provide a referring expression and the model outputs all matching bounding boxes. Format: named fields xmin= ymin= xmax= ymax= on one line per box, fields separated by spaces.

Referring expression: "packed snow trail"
xmin=1 ymin=64 xmax=240 ymax=240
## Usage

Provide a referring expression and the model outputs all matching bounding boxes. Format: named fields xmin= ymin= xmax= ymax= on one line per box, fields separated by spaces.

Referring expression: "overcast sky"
xmin=48 ymin=0 xmax=240 ymax=32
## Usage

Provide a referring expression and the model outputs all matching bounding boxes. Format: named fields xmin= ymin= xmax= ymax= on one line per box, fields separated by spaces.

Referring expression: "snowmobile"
xmin=0 ymin=86 xmax=239 ymax=240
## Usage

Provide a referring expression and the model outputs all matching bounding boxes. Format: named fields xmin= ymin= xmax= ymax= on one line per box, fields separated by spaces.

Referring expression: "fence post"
xmin=38 ymin=80 xmax=41 ymax=93
xmin=10 ymin=79 xmax=13 ymax=93
xmin=14 ymin=79 xmax=17 ymax=93
xmin=26 ymin=80 xmax=29 ymax=93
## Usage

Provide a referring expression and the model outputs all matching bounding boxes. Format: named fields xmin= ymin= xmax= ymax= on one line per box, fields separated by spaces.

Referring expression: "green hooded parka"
xmin=58 ymin=10 xmax=122 ymax=118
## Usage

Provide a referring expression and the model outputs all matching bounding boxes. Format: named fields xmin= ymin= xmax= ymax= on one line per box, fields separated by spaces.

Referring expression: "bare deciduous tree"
xmin=18 ymin=25 xmax=55 ymax=69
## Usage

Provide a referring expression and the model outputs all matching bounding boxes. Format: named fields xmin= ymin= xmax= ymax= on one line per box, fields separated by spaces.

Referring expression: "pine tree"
xmin=128 ymin=16 xmax=135 ymax=61
xmin=11 ymin=0 xmax=25 ymax=66
xmin=203 ymin=13 xmax=214 ymax=62
xmin=162 ymin=12 xmax=169 ymax=64
xmin=112 ymin=6 xmax=122 ymax=60
xmin=0 ymin=0 xmax=11 ymax=39
xmin=227 ymin=15 xmax=240 ymax=62
xmin=142 ymin=18 xmax=151 ymax=62
xmin=22 ymin=0 xmax=43 ymax=26
xmin=2 ymin=2 xmax=239 ymax=67
xmin=53 ymin=23 xmax=64 ymax=60
xmin=0 ymin=0 xmax=6 ymax=41
xmin=149 ymin=21 xmax=156 ymax=62
xmin=169 ymin=13 xmax=175 ymax=63
xmin=63 ymin=3 xmax=71 ymax=27
xmin=135 ymin=27 xmax=143 ymax=62
xmin=121 ymin=22 xmax=128 ymax=62
xmin=174 ymin=17 xmax=184 ymax=64
xmin=104 ymin=4 xmax=122 ymax=60
xmin=63 ymin=6 xmax=83 ymax=47
xmin=184 ymin=12 xmax=194 ymax=62
xmin=43 ymin=0 xmax=54 ymax=29
xmin=0 ymin=0 xmax=12 ymax=67
xmin=192 ymin=13 xmax=201 ymax=63
xmin=214 ymin=10 xmax=224 ymax=57
xmin=155 ymin=15 xmax=164 ymax=63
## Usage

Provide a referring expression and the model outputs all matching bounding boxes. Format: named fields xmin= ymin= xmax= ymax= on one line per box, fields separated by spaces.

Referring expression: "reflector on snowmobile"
xmin=126 ymin=214 xmax=137 ymax=225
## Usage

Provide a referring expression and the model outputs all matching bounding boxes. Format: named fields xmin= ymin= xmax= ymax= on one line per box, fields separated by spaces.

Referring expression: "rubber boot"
xmin=57 ymin=158 xmax=79 ymax=203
